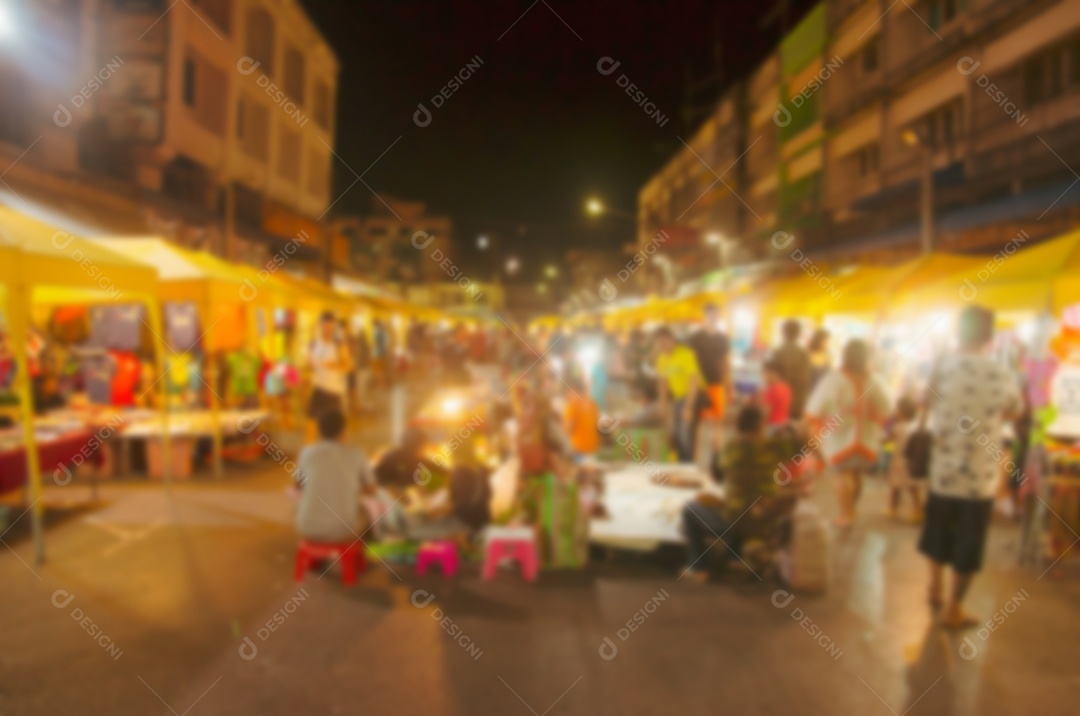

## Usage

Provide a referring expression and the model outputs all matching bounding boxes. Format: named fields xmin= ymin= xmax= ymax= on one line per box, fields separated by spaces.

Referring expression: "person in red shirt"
xmin=760 ymin=360 xmax=792 ymax=432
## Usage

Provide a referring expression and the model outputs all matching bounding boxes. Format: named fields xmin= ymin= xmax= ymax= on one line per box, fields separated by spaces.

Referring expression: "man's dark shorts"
xmin=918 ymin=492 xmax=994 ymax=573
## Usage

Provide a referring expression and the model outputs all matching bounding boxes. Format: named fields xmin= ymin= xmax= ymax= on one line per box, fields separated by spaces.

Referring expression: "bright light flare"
xmin=440 ymin=396 xmax=464 ymax=416
xmin=0 ymin=5 xmax=13 ymax=39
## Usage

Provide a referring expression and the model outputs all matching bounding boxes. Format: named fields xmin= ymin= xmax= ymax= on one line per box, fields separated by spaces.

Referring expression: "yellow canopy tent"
xmin=90 ymin=238 xmax=260 ymax=478
xmin=826 ymin=253 xmax=985 ymax=319
xmin=0 ymin=208 xmax=168 ymax=564
xmin=895 ymin=231 xmax=1080 ymax=315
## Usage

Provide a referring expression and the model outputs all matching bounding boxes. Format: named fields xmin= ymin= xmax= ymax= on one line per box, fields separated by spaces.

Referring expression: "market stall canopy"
xmin=273 ymin=272 xmax=356 ymax=316
xmin=892 ymin=231 xmax=1080 ymax=315
xmin=827 ymin=253 xmax=984 ymax=317
xmin=90 ymin=237 xmax=250 ymax=351
xmin=0 ymin=208 xmax=158 ymax=301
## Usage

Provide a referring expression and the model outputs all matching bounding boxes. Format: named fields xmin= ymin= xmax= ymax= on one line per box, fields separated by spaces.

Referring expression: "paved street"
xmin=2 ymin=388 xmax=1077 ymax=716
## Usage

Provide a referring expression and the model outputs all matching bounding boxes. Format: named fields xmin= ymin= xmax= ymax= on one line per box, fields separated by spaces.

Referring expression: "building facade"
xmin=0 ymin=0 xmax=340 ymax=273
xmin=638 ymin=0 xmax=1080 ymax=283
xmin=336 ymin=196 xmax=454 ymax=286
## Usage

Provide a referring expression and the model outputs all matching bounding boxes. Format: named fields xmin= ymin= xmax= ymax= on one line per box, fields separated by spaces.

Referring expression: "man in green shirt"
xmin=681 ymin=404 xmax=801 ymax=583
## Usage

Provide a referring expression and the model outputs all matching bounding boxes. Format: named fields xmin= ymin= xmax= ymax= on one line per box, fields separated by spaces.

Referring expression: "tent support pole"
xmin=9 ymin=285 xmax=46 ymax=564
xmin=146 ymin=297 xmax=172 ymax=488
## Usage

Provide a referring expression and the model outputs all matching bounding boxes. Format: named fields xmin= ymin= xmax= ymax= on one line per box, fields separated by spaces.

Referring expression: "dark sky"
xmin=300 ymin=0 xmax=816 ymax=281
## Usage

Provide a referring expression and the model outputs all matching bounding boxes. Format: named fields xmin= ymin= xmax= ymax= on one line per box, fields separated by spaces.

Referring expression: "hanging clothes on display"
xmin=83 ymin=353 xmax=117 ymax=405
xmin=165 ymin=302 xmax=201 ymax=353
xmin=49 ymin=306 xmax=90 ymax=345
xmin=226 ymin=350 xmax=261 ymax=401
xmin=109 ymin=351 xmax=141 ymax=407
xmin=89 ymin=305 xmax=151 ymax=353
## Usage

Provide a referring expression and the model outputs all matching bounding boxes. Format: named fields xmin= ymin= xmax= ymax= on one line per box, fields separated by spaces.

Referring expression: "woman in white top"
xmin=805 ymin=339 xmax=890 ymax=528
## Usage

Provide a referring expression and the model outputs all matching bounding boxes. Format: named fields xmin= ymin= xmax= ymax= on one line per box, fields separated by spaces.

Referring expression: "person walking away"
xmin=886 ymin=396 xmax=924 ymax=522
xmin=371 ymin=319 xmax=389 ymax=389
xmin=771 ymin=319 xmax=812 ymax=422
xmin=918 ymin=306 xmax=1020 ymax=628
xmin=306 ymin=312 xmax=353 ymax=443
xmin=805 ymin=339 xmax=890 ymax=528
xmin=681 ymin=404 xmax=801 ymax=583
xmin=689 ymin=303 xmax=730 ymax=452
xmin=654 ymin=327 xmax=704 ymax=462
xmin=808 ymin=329 xmax=831 ymax=390
xmin=760 ymin=360 xmax=793 ymax=434
xmin=295 ymin=409 xmax=373 ymax=544
xmin=353 ymin=326 xmax=372 ymax=414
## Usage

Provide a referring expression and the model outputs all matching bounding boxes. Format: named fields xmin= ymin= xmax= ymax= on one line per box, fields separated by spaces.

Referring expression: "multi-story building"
xmin=640 ymin=0 xmax=1080 ymax=274
xmin=338 ymin=196 xmax=454 ymax=286
xmin=637 ymin=94 xmax=741 ymax=293
xmin=0 ymin=0 xmax=340 ymax=272
xmin=823 ymin=0 xmax=1080 ymax=255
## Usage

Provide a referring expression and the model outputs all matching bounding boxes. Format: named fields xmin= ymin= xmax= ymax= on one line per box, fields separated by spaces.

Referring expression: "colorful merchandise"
xmin=165 ymin=302 xmax=201 ymax=353
xmin=226 ymin=350 xmax=261 ymax=397
xmin=83 ymin=354 xmax=117 ymax=405
xmin=109 ymin=351 xmax=141 ymax=407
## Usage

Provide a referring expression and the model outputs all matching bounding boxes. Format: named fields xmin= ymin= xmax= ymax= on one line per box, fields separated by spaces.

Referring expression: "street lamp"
xmin=505 ymin=256 xmax=521 ymax=275
xmin=544 ymin=265 xmax=558 ymax=279
xmin=903 ymin=127 xmax=934 ymax=255
xmin=585 ymin=197 xmax=605 ymax=216
xmin=476 ymin=235 xmax=490 ymax=250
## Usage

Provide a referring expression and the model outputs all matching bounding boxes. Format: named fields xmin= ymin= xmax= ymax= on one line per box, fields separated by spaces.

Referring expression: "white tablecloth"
xmin=590 ymin=463 xmax=718 ymax=551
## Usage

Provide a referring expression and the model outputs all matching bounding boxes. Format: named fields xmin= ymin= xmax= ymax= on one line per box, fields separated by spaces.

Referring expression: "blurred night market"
xmin=2 ymin=0 xmax=1080 ymax=714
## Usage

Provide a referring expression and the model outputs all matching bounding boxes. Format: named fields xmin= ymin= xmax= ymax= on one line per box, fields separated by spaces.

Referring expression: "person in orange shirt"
xmin=563 ymin=375 xmax=600 ymax=457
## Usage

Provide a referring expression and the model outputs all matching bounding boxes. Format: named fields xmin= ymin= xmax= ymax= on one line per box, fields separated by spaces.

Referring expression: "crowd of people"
xmin=292 ymin=303 xmax=1027 ymax=629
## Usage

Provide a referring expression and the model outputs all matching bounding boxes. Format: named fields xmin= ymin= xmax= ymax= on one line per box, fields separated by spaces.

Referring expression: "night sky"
xmin=300 ymin=0 xmax=816 ymax=282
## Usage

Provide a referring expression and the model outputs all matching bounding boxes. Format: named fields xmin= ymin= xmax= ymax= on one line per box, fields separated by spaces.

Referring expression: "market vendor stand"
xmin=92 ymin=238 xmax=262 ymax=479
xmin=0 ymin=208 xmax=169 ymax=563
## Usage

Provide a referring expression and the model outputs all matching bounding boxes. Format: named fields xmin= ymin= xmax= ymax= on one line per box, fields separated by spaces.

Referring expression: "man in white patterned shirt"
xmin=919 ymin=306 xmax=1021 ymax=628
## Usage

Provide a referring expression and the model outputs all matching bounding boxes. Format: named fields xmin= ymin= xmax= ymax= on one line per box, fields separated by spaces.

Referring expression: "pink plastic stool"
xmin=482 ymin=527 xmax=539 ymax=581
xmin=416 ymin=541 xmax=460 ymax=577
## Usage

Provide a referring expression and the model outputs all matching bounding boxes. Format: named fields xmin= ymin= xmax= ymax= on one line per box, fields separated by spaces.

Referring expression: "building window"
xmin=237 ymin=96 xmax=270 ymax=162
xmin=245 ymin=6 xmax=275 ymax=76
xmin=910 ymin=98 xmax=963 ymax=148
xmin=182 ymin=59 xmax=196 ymax=106
xmin=859 ymin=38 xmax=879 ymax=75
xmin=306 ymin=147 xmax=328 ymax=197
xmin=283 ymin=45 xmax=305 ymax=105
xmin=927 ymin=0 xmax=957 ymax=32
xmin=856 ymin=144 xmax=880 ymax=176
xmin=1023 ymin=35 xmax=1080 ymax=107
xmin=313 ymin=80 xmax=332 ymax=130
xmin=190 ymin=0 xmax=231 ymax=35
xmin=277 ymin=127 xmax=301 ymax=182
xmin=183 ymin=50 xmax=227 ymax=135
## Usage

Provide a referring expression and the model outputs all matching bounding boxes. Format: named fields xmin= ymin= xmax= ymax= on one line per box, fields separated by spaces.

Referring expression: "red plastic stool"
xmin=294 ymin=540 xmax=366 ymax=585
